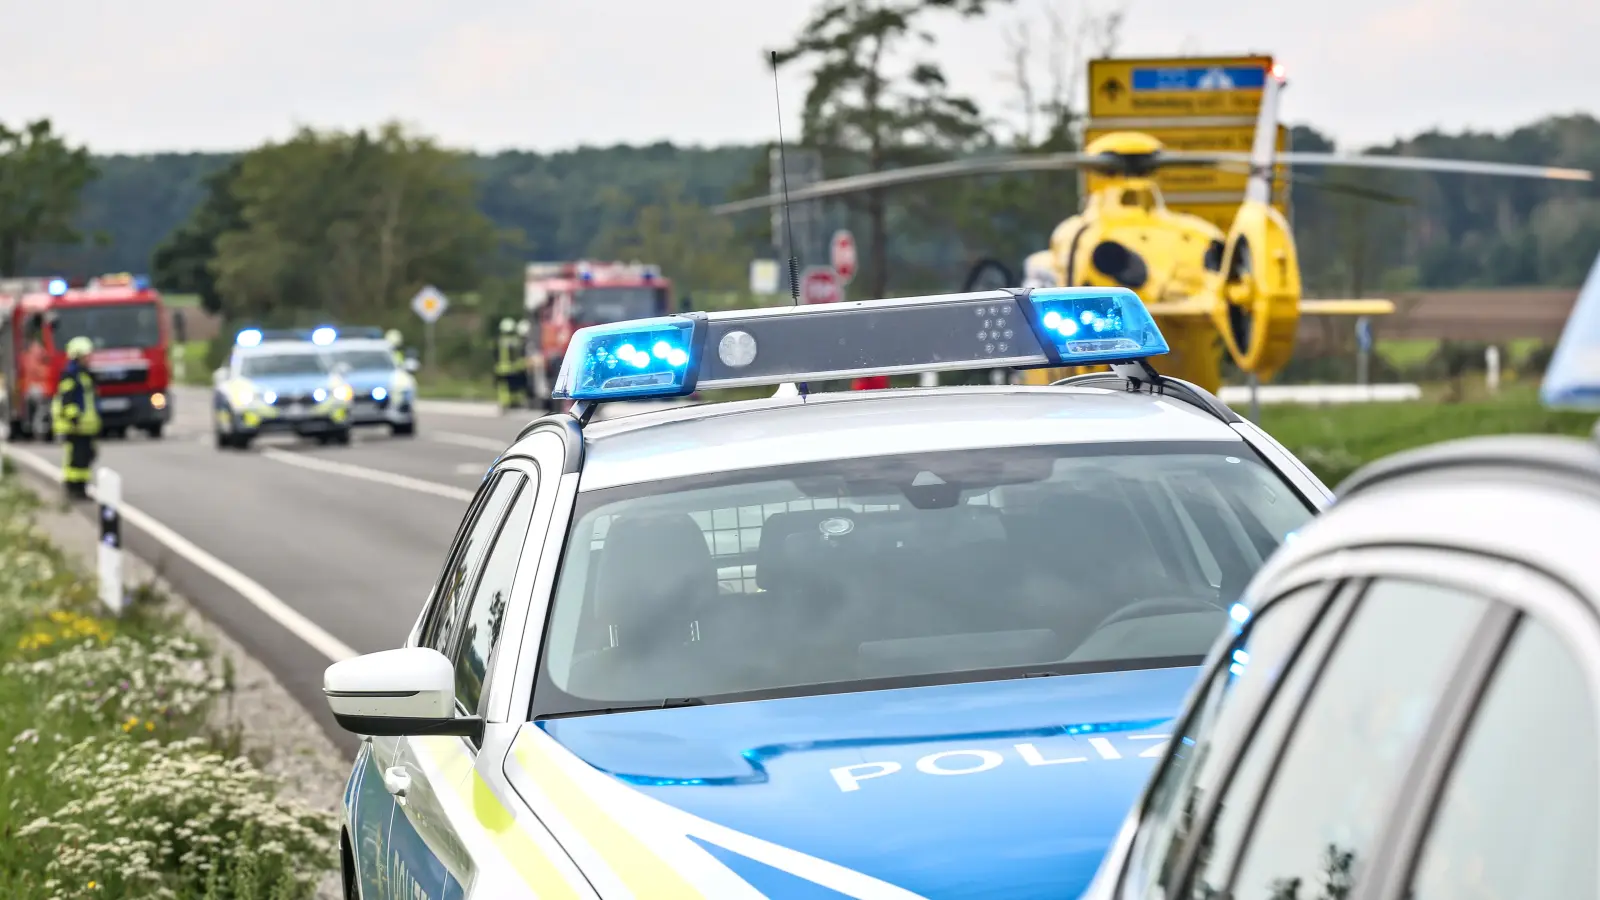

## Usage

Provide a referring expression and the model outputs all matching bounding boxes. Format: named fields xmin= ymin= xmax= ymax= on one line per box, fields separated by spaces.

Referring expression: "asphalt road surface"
xmin=3 ymin=384 xmax=678 ymax=755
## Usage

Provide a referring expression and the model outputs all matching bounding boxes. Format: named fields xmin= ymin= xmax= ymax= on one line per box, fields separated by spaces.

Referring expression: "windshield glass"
xmin=572 ymin=287 xmax=665 ymax=325
xmin=325 ymin=349 xmax=395 ymax=372
xmin=240 ymin=351 xmax=328 ymax=378
xmin=535 ymin=441 xmax=1315 ymax=716
xmin=51 ymin=302 xmax=161 ymax=349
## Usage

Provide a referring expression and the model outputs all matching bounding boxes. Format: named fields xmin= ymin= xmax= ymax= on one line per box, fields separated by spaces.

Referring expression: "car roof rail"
xmin=1051 ymin=364 xmax=1242 ymax=425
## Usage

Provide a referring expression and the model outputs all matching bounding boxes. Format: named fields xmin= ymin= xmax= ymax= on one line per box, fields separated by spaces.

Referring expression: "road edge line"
xmin=260 ymin=448 xmax=476 ymax=501
xmin=2 ymin=444 xmax=357 ymax=663
xmin=430 ymin=431 xmax=510 ymax=452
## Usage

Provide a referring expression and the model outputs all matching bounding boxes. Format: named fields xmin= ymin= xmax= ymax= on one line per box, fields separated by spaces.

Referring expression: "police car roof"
xmin=237 ymin=341 xmax=320 ymax=356
xmin=565 ymin=385 xmax=1249 ymax=491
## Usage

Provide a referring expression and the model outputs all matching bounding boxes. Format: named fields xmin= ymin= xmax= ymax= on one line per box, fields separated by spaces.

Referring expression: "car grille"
xmin=270 ymin=392 xmax=316 ymax=406
xmin=91 ymin=365 xmax=149 ymax=386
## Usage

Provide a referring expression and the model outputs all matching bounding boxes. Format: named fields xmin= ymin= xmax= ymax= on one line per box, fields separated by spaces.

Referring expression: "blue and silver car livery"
xmin=324 ymin=288 xmax=1332 ymax=899
xmin=213 ymin=328 xmax=354 ymax=450
xmin=320 ymin=334 xmax=418 ymax=435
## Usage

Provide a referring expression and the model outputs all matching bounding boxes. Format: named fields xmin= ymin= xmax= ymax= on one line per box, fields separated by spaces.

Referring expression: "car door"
xmin=1110 ymin=547 xmax=1594 ymax=900
xmin=387 ymin=461 xmax=542 ymax=899
xmin=352 ymin=470 xmax=522 ymax=900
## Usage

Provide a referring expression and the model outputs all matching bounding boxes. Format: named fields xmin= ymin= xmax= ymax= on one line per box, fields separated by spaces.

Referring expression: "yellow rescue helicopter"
xmin=715 ymin=64 xmax=1594 ymax=393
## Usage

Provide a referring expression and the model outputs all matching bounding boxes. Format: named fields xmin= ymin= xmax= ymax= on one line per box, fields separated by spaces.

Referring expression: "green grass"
xmin=171 ymin=340 xmax=214 ymax=386
xmin=161 ymin=293 xmax=202 ymax=308
xmin=1260 ymin=384 xmax=1596 ymax=487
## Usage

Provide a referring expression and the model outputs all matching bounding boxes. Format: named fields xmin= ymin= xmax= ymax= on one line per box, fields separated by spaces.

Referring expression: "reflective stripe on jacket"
xmin=51 ymin=365 xmax=102 ymax=437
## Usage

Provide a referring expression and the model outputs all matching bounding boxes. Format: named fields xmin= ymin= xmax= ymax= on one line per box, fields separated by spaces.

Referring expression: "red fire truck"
xmin=0 ymin=273 xmax=173 ymax=441
xmin=523 ymin=260 xmax=674 ymax=409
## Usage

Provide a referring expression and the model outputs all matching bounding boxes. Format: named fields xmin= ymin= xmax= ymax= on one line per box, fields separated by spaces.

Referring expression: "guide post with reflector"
xmin=96 ymin=467 xmax=125 ymax=616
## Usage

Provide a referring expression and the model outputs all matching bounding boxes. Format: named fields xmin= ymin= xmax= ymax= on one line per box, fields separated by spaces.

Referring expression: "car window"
xmin=1224 ymin=579 xmax=1490 ymax=900
xmin=536 ymin=440 xmax=1316 ymax=715
xmin=454 ymin=474 xmax=539 ymax=715
xmin=421 ymin=473 xmax=523 ymax=653
xmin=1121 ymin=583 xmax=1335 ymax=900
xmin=1408 ymin=615 xmax=1598 ymax=899
xmin=1182 ymin=588 xmax=1355 ymax=898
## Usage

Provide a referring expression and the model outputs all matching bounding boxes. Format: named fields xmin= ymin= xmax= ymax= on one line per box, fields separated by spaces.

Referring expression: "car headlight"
xmin=228 ymin=383 xmax=256 ymax=408
xmin=332 ymin=384 xmax=353 ymax=403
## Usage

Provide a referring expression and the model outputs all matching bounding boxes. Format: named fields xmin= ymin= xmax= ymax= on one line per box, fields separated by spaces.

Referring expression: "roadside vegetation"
xmin=0 ymin=475 xmax=334 ymax=899
xmin=1262 ymin=384 xmax=1596 ymax=486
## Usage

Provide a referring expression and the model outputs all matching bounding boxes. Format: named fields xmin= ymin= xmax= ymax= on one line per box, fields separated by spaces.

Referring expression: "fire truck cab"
xmin=0 ymin=274 xmax=172 ymax=441
xmin=524 ymin=260 xmax=674 ymax=409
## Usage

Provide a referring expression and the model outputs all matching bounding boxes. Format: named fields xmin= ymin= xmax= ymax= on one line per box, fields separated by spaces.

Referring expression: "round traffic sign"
xmin=830 ymin=230 xmax=857 ymax=285
xmin=801 ymin=266 xmax=841 ymax=305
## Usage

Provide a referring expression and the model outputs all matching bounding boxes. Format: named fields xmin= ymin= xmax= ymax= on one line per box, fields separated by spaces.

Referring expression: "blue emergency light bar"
xmin=236 ymin=325 xmax=379 ymax=348
xmin=1541 ymin=251 xmax=1600 ymax=410
xmin=550 ymin=286 xmax=1169 ymax=402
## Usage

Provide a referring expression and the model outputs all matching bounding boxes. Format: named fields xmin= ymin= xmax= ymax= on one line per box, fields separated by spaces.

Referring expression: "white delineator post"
xmin=96 ymin=467 xmax=125 ymax=615
xmin=1486 ymin=345 xmax=1501 ymax=395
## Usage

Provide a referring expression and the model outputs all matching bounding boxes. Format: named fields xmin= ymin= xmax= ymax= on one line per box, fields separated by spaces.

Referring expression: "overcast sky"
xmin=4 ymin=0 xmax=1596 ymax=156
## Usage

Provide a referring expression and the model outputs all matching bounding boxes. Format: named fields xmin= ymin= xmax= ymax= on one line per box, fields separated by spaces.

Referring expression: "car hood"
xmin=341 ymin=368 xmax=400 ymax=392
xmin=516 ymin=667 xmax=1197 ymax=899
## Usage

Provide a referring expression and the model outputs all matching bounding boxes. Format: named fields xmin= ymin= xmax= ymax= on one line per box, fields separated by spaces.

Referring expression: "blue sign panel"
xmin=1131 ymin=65 xmax=1267 ymax=93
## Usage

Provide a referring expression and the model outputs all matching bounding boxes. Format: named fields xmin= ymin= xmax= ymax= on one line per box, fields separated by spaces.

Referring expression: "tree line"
xmin=2 ymin=0 xmax=1597 ymax=329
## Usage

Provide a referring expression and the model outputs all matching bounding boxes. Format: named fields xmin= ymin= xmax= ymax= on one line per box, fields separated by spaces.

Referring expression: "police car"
xmin=213 ymin=327 xmax=354 ymax=449
xmin=1080 ymin=254 xmax=1600 ymax=900
xmin=322 ymin=287 xmax=1332 ymax=899
xmin=319 ymin=327 xmax=419 ymax=436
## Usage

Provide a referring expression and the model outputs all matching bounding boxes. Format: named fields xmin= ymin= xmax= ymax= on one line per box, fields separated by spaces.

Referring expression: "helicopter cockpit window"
xmin=1204 ymin=239 xmax=1226 ymax=272
xmin=1119 ymin=188 xmax=1156 ymax=211
xmin=1091 ymin=240 xmax=1150 ymax=290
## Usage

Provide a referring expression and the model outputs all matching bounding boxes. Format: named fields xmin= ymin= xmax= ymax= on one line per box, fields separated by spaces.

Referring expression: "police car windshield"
xmin=51 ymin=302 xmax=161 ymax=349
xmin=535 ymin=441 xmax=1315 ymax=716
xmin=240 ymin=351 xmax=328 ymax=377
xmin=326 ymin=349 xmax=395 ymax=371
xmin=572 ymin=287 xmax=663 ymax=325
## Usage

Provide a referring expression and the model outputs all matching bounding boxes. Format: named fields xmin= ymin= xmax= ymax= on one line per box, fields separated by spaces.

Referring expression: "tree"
xmin=0 ymin=119 xmax=97 ymax=277
xmin=152 ymin=160 xmax=244 ymax=314
xmin=774 ymin=0 xmax=1012 ymax=297
xmin=588 ymin=184 xmax=745 ymax=298
xmin=212 ymin=124 xmax=502 ymax=324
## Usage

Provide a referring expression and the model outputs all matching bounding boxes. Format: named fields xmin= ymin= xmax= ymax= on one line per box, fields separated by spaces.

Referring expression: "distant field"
xmin=1260 ymin=385 xmax=1595 ymax=487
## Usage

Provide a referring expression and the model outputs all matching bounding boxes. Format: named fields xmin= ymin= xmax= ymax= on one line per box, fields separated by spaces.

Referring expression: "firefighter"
xmin=52 ymin=336 xmax=101 ymax=500
xmin=385 ymin=329 xmax=405 ymax=366
xmin=515 ymin=319 xmax=539 ymax=407
xmin=494 ymin=318 xmax=524 ymax=412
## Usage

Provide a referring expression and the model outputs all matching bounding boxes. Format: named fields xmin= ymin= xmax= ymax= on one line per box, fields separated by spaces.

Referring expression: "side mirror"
xmin=404 ymin=358 xmax=420 ymax=373
xmin=323 ymin=647 xmax=482 ymax=740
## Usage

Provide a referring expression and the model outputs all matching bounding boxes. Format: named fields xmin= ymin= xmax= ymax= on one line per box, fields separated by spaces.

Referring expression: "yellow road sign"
xmin=1089 ymin=56 xmax=1273 ymax=119
xmin=1084 ymin=124 xmax=1289 ymax=196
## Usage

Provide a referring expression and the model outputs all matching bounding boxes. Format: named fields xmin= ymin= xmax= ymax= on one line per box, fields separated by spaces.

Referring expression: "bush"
xmin=0 ymin=477 xmax=335 ymax=898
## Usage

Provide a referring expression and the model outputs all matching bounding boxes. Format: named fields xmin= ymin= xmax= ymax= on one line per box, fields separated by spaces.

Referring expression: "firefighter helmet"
xmin=500 ymin=318 xmax=515 ymax=334
xmin=385 ymin=328 xmax=403 ymax=347
xmin=65 ymin=337 xmax=95 ymax=359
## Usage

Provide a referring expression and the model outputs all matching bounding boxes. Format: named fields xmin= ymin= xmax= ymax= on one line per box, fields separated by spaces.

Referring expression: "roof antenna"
xmin=770 ymin=50 xmax=808 ymax=400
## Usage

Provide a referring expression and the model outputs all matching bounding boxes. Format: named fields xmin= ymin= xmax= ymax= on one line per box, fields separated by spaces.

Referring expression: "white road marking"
xmin=260 ymin=448 xmax=475 ymax=502
xmin=430 ymin=431 xmax=509 ymax=452
xmin=1 ymin=445 xmax=357 ymax=662
xmin=454 ymin=462 xmax=485 ymax=475
xmin=415 ymin=398 xmax=500 ymax=418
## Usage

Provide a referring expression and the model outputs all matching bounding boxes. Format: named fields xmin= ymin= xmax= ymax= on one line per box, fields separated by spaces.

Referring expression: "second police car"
xmin=322 ymin=286 xmax=1332 ymax=899
xmin=317 ymin=327 xmax=420 ymax=436
xmin=213 ymin=327 xmax=355 ymax=449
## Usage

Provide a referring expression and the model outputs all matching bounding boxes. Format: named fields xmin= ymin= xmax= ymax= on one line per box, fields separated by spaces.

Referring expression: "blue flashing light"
xmin=132 ymin=275 xmax=150 ymax=290
xmin=311 ymin=326 xmax=337 ymax=346
xmin=46 ymin=278 xmax=68 ymax=297
xmin=552 ymin=316 xmax=700 ymax=401
xmin=236 ymin=329 xmax=263 ymax=348
xmin=1019 ymin=287 xmax=1168 ymax=365
xmin=1228 ymin=603 xmax=1251 ymax=624
xmin=1541 ymin=251 xmax=1600 ymax=410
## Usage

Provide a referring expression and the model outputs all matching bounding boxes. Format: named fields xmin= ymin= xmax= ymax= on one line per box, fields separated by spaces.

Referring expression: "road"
xmin=3 ymin=385 xmax=676 ymax=755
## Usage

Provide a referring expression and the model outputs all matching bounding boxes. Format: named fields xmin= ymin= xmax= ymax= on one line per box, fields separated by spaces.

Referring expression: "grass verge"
xmin=0 ymin=476 xmax=335 ymax=899
xmin=1260 ymin=385 xmax=1597 ymax=487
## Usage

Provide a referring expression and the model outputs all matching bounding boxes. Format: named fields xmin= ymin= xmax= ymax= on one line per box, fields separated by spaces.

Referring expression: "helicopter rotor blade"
xmin=1203 ymin=159 xmax=1416 ymax=205
xmin=711 ymin=153 xmax=1099 ymax=214
xmin=1277 ymin=152 xmax=1593 ymax=182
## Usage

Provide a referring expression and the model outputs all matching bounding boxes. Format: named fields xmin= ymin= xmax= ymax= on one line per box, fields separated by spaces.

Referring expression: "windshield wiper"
xmin=537 ymin=697 xmax=707 ymax=720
